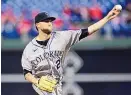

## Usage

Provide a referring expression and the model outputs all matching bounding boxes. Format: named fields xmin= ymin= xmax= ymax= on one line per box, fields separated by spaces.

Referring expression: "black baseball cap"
xmin=35 ymin=12 xmax=56 ymax=23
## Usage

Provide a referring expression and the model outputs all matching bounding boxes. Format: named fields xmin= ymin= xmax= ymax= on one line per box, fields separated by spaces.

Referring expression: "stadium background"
xmin=1 ymin=0 xmax=131 ymax=95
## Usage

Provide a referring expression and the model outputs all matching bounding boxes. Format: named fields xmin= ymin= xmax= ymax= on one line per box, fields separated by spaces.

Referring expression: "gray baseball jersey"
xmin=21 ymin=29 xmax=84 ymax=95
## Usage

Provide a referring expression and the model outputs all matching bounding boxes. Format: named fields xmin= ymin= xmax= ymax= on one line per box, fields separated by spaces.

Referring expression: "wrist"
xmin=103 ymin=16 xmax=110 ymax=23
xmin=34 ymin=79 xmax=39 ymax=85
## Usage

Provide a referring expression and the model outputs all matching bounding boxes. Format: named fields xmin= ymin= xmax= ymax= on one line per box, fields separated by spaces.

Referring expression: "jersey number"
xmin=56 ymin=60 xmax=60 ymax=69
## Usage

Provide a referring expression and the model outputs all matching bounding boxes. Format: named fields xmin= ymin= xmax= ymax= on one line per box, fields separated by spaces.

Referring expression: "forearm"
xmin=88 ymin=16 xmax=109 ymax=35
xmin=25 ymin=73 xmax=38 ymax=84
xmin=87 ymin=5 xmax=121 ymax=35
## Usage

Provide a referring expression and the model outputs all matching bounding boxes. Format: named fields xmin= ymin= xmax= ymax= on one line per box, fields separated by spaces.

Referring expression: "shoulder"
xmin=22 ymin=40 xmax=34 ymax=56
xmin=55 ymin=29 xmax=82 ymax=34
xmin=54 ymin=30 xmax=73 ymax=37
xmin=54 ymin=29 xmax=82 ymax=38
xmin=55 ymin=30 xmax=72 ymax=34
xmin=53 ymin=30 xmax=71 ymax=40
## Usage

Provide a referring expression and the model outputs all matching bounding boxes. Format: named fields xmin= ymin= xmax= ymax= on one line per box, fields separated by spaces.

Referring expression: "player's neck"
xmin=36 ymin=30 xmax=51 ymax=41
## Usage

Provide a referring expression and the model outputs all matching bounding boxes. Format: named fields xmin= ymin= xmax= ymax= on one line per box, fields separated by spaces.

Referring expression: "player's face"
xmin=37 ymin=19 xmax=53 ymax=33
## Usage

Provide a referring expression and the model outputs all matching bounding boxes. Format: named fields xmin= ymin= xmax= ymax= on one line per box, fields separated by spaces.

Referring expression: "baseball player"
xmin=21 ymin=6 xmax=121 ymax=95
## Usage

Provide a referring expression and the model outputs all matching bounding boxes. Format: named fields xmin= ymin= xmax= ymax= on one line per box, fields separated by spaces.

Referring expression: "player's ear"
xmin=36 ymin=23 xmax=40 ymax=28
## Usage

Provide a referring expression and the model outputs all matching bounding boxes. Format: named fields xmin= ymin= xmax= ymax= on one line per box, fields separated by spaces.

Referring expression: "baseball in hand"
xmin=115 ymin=5 xmax=122 ymax=10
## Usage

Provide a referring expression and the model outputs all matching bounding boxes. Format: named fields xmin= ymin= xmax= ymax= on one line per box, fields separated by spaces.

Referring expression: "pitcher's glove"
xmin=35 ymin=76 xmax=57 ymax=93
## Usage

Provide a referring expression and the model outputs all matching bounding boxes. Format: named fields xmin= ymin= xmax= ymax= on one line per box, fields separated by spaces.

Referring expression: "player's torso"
xmin=27 ymin=32 xmax=68 ymax=80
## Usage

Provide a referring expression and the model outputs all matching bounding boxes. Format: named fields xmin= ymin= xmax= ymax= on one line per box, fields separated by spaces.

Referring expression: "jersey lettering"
xmin=31 ymin=50 xmax=64 ymax=66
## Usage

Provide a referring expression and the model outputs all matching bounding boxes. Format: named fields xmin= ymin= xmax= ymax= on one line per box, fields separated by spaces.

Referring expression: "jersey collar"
xmin=31 ymin=37 xmax=44 ymax=48
xmin=31 ymin=32 xmax=56 ymax=48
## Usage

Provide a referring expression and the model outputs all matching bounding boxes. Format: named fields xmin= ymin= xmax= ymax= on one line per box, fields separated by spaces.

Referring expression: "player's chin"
xmin=42 ymin=29 xmax=52 ymax=34
xmin=47 ymin=28 xmax=52 ymax=33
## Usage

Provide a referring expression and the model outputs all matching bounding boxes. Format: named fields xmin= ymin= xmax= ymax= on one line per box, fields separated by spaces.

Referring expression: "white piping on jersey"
xmin=45 ymin=32 xmax=61 ymax=80
xmin=48 ymin=32 xmax=55 ymax=78
xmin=47 ymin=32 xmax=56 ymax=50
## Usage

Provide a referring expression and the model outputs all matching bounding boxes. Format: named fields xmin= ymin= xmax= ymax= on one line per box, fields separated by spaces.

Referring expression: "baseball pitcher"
xmin=21 ymin=6 xmax=121 ymax=95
